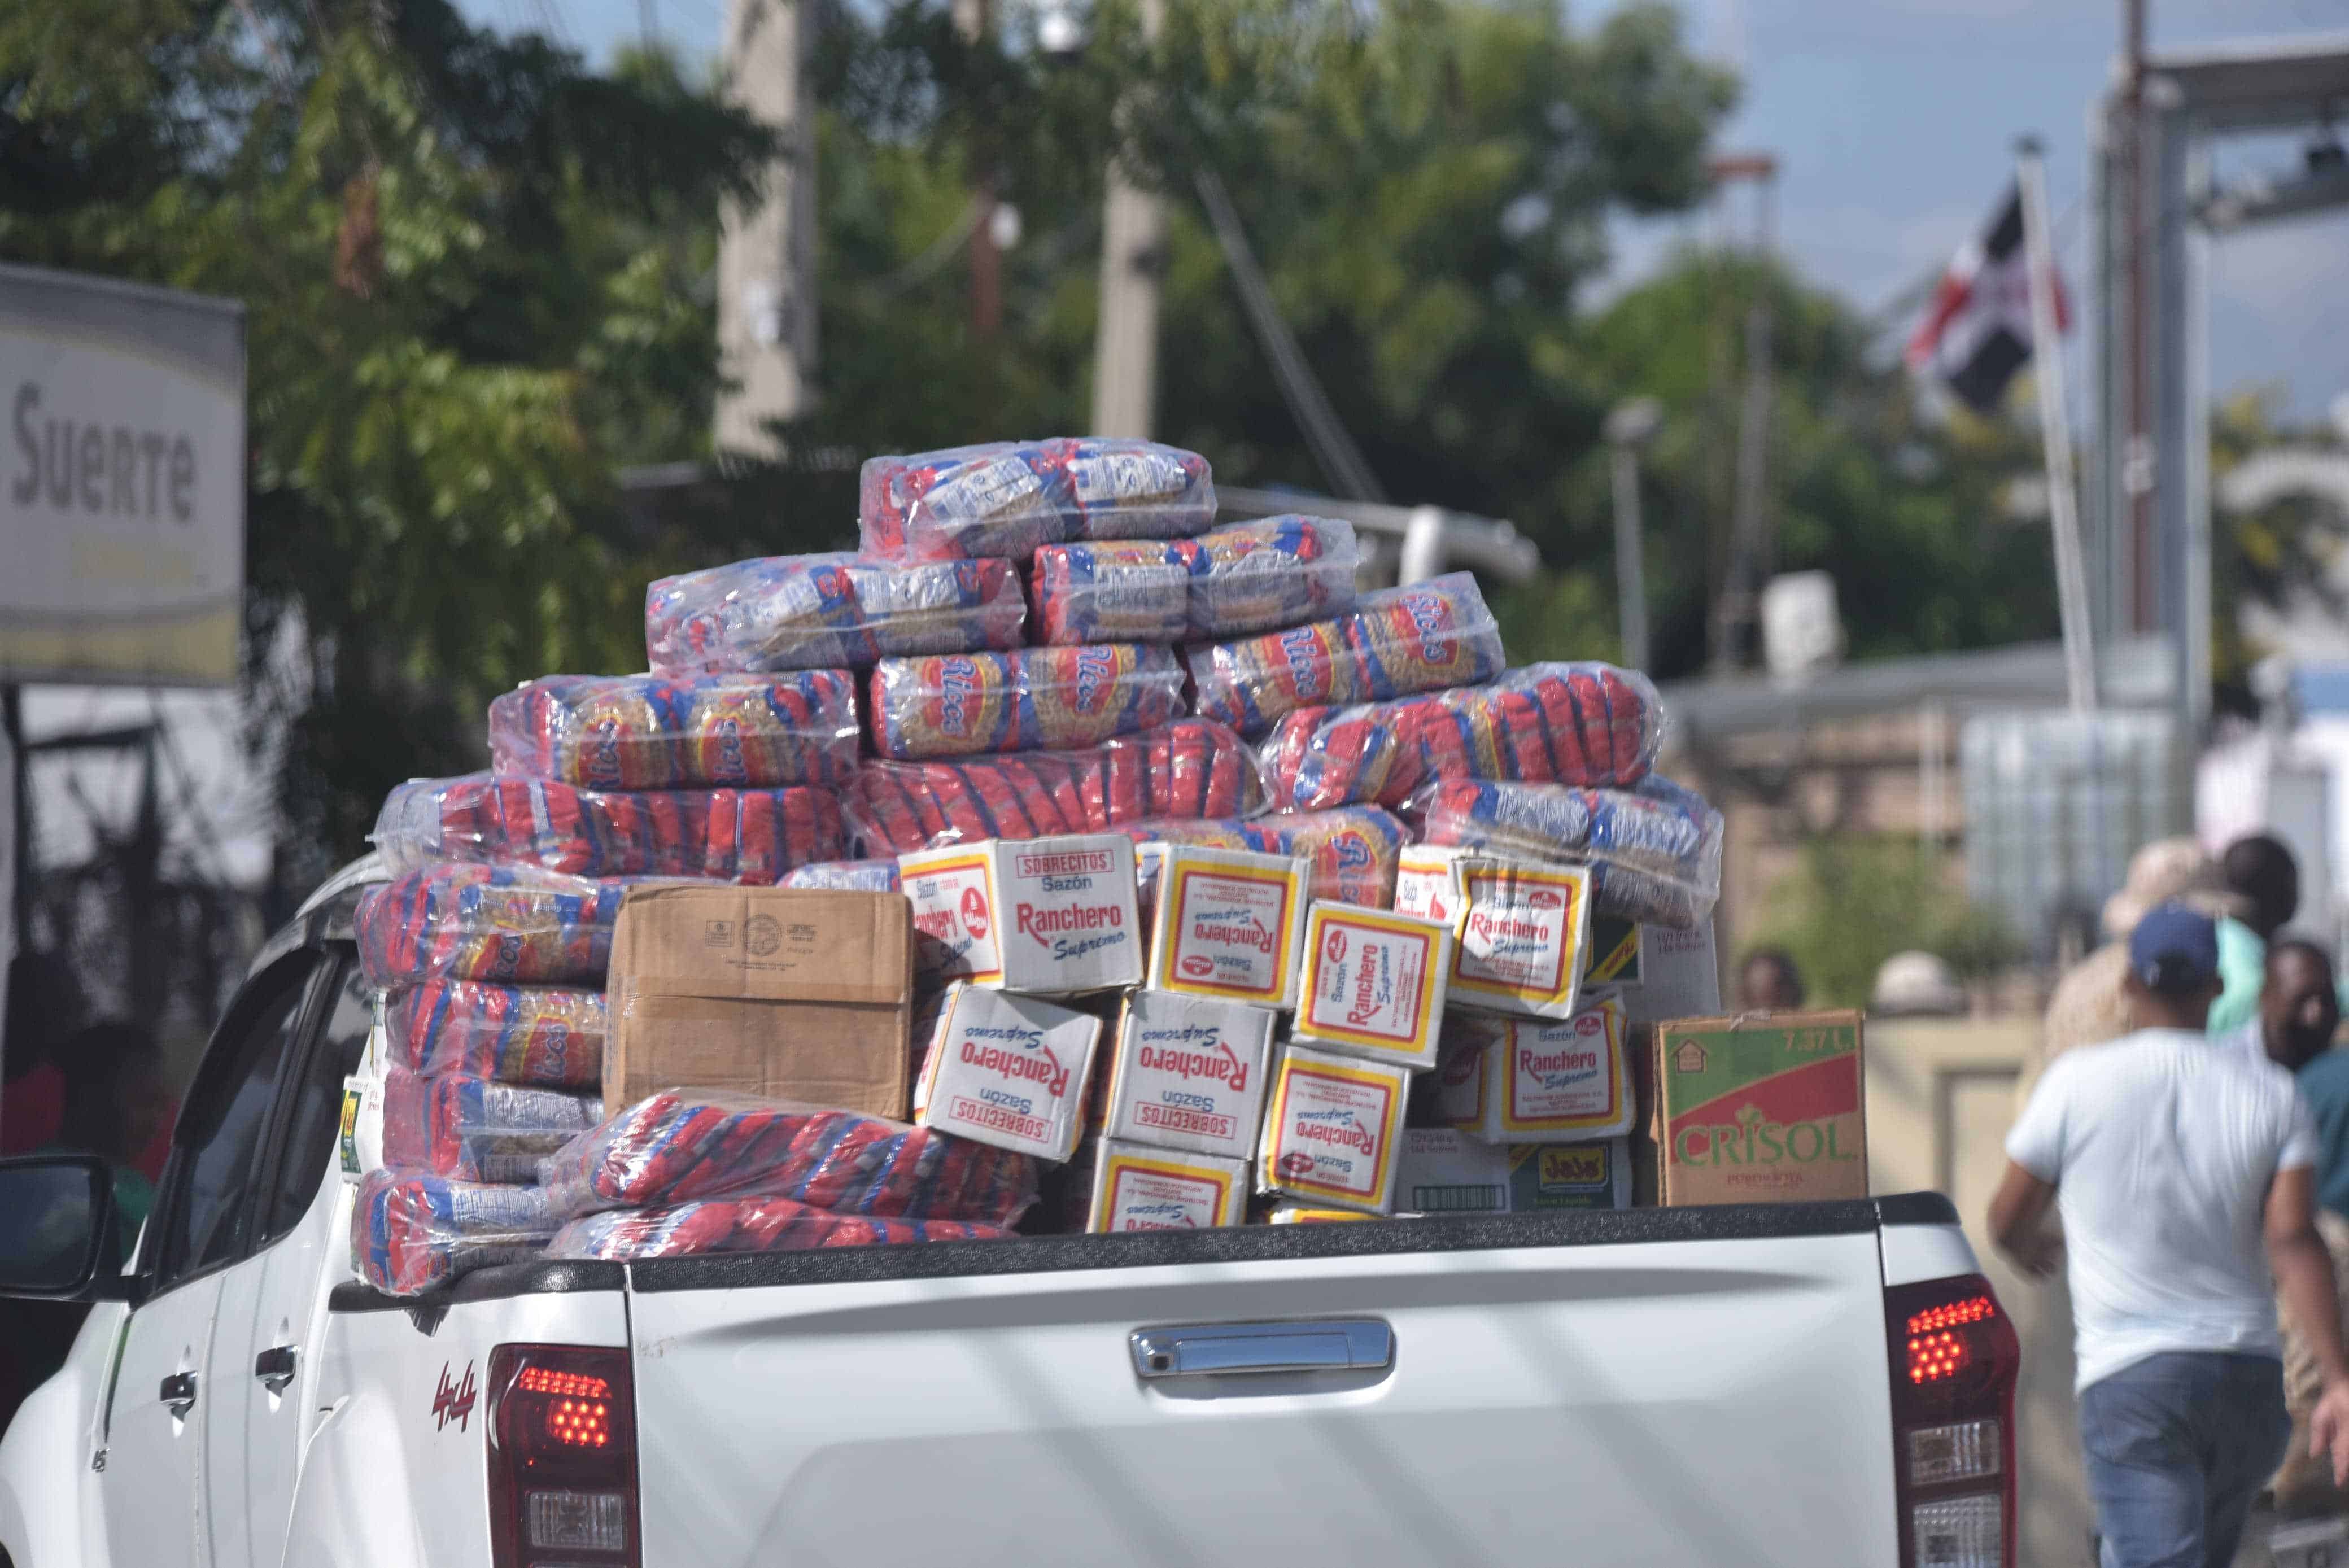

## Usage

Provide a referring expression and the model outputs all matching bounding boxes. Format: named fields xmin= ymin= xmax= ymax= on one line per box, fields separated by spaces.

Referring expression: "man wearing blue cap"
xmin=1990 ymin=902 xmax=2349 ymax=1567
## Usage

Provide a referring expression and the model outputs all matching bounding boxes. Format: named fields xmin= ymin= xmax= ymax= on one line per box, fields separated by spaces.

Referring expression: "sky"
xmin=462 ymin=0 xmax=2349 ymax=424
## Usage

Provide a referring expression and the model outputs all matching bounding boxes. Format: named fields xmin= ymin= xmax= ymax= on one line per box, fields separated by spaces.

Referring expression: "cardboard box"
xmin=1622 ymin=919 xmax=1720 ymax=1028
xmin=1088 ymin=1140 xmax=1249 ymax=1231
xmin=1445 ymin=859 xmax=1593 ymax=1019
xmin=900 ymin=835 xmax=1142 ymax=993
xmin=1393 ymin=843 xmax=1473 ymax=925
xmin=916 ymin=984 xmax=1103 ymax=1160
xmin=1396 ymin=1130 xmax=1632 ymax=1213
xmin=1584 ymin=918 xmax=1641 ymax=986
xmin=604 ymin=886 xmax=913 ymax=1121
xmin=1256 ymin=1043 xmax=1412 ymax=1213
xmin=1103 ymin=990 xmax=1276 ymax=1161
xmin=1431 ymin=996 xmax=1632 ymax=1142
xmin=1146 ymin=845 xmax=1311 ymax=1008
xmin=1651 ymin=1009 xmax=1867 ymax=1206
xmin=1293 ymin=901 xmax=1453 ymax=1068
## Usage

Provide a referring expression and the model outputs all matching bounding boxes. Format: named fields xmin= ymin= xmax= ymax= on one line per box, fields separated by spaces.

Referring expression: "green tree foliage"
xmin=1 ymin=2 xmax=773 ymax=887
xmin=1745 ymin=835 xmax=2018 ymax=1010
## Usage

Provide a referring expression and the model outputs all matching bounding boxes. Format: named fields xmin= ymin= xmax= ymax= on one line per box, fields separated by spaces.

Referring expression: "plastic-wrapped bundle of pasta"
xmin=859 ymin=438 xmax=1216 ymax=561
xmin=644 ymin=554 xmax=1027 ymax=674
xmin=378 ymin=1067 xmax=601 ymax=1184
xmin=1186 ymin=571 xmax=1504 ymax=737
xmin=356 ymin=865 xmax=629 ymax=989
xmin=1188 ymin=516 xmax=1359 ymax=638
xmin=351 ymin=1169 xmax=560 ymax=1296
xmin=867 ymin=644 xmax=1185 ymax=760
xmin=371 ymin=772 xmax=844 ymax=881
xmin=1124 ymin=804 xmax=1405 ymax=909
xmin=779 ymin=858 xmax=902 ymax=893
xmin=547 ymin=1194 xmax=1010 ymax=1261
xmin=538 ymin=1091 xmax=1039 ymax=1226
xmin=846 ymin=718 xmax=1268 ymax=854
xmin=1260 ymin=662 xmax=1666 ymax=811
xmin=384 ymin=980 xmax=604 ymax=1089
xmin=487 ymin=672 xmax=859 ymax=790
xmin=1414 ymin=774 xmax=1723 ymax=929
xmin=1029 ymin=539 xmax=1200 ymax=645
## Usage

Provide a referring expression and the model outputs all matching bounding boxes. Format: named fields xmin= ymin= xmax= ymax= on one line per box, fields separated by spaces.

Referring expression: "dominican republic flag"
xmin=1905 ymin=183 xmax=2069 ymax=413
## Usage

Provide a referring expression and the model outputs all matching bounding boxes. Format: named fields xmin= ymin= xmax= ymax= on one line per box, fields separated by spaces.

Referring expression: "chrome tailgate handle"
xmin=1130 ymin=1319 xmax=1393 ymax=1379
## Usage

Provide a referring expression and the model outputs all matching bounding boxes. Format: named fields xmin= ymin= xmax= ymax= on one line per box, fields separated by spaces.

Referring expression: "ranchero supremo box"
xmin=1431 ymin=995 xmax=1632 ymax=1143
xmin=1146 ymin=844 xmax=1311 ymax=1008
xmin=1103 ymin=990 xmax=1275 ymax=1161
xmin=916 ymin=984 xmax=1103 ymax=1161
xmin=1292 ymin=902 xmax=1453 ymax=1069
xmin=900 ymin=835 xmax=1142 ymax=993
xmin=1443 ymin=859 xmax=1593 ymax=1020
xmin=1088 ymin=1140 xmax=1249 ymax=1231
xmin=1256 ymin=1043 xmax=1412 ymax=1213
xmin=1650 ymin=1008 xmax=1867 ymax=1206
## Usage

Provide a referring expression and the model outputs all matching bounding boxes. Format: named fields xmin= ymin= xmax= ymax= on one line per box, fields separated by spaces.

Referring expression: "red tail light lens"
xmin=488 ymin=1344 xmax=639 ymax=1568
xmin=1887 ymin=1275 xmax=2018 ymax=1568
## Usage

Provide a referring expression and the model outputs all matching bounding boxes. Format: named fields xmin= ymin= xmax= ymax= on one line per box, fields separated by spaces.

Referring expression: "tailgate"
xmin=623 ymin=1209 xmax=1900 ymax=1567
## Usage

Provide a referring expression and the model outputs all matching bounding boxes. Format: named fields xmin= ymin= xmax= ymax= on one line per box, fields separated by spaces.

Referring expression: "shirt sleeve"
xmin=2280 ymin=1081 xmax=2321 ymax=1173
xmin=2004 ymin=1054 xmax=2072 ymax=1182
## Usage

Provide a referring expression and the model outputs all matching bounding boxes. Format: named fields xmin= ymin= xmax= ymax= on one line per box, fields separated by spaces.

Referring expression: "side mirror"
xmin=0 ymin=1154 xmax=126 ymax=1300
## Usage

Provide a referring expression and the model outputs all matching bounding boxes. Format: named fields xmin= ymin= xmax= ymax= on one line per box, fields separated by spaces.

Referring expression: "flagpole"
xmin=2016 ymin=136 xmax=2098 ymax=714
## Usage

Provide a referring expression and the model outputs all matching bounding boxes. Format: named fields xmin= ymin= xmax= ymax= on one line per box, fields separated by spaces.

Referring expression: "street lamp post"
xmin=1605 ymin=397 xmax=1663 ymax=672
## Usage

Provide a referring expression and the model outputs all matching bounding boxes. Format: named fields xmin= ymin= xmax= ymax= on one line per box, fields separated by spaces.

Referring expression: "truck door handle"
xmin=160 ymin=1372 xmax=198 ymax=1416
xmin=254 ymin=1346 xmax=298 ymax=1393
xmin=1130 ymin=1319 xmax=1394 ymax=1379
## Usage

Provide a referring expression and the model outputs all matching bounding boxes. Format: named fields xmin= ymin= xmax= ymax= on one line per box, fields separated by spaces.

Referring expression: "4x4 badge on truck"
xmin=433 ymin=1361 xmax=477 ymax=1432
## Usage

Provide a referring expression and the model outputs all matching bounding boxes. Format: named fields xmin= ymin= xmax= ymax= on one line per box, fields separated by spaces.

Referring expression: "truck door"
xmin=209 ymin=955 xmax=372 ymax=1568
xmin=101 ymin=951 xmax=318 ymax=1568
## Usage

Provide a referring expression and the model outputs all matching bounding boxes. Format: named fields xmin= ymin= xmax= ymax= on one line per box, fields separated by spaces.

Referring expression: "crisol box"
xmin=900 ymin=835 xmax=1142 ymax=993
xmin=1088 ymin=1140 xmax=1249 ymax=1232
xmin=915 ymin=983 xmax=1103 ymax=1161
xmin=1103 ymin=990 xmax=1276 ymax=1161
xmin=1431 ymin=996 xmax=1632 ymax=1143
xmin=1256 ymin=1043 xmax=1412 ymax=1214
xmin=1293 ymin=902 xmax=1453 ymax=1069
xmin=1651 ymin=1008 xmax=1867 ymax=1206
xmin=1147 ymin=844 xmax=1311 ymax=1008
xmin=1445 ymin=859 xmax=1593 ymax=1019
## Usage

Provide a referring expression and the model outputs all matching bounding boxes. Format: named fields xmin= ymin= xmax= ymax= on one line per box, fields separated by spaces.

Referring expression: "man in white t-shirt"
xmin=1990 ymin=902 xmax=2349 ymax=1567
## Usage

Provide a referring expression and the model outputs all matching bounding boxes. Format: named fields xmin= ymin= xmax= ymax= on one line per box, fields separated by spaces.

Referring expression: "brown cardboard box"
xmin=1647 ymin=1009 xmax=1867 ymax=1207
xmin=603 ymin=886 xmax=914 ymax=1121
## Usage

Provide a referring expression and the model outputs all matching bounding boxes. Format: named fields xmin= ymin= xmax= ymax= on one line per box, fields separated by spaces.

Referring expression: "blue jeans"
xmin=2080 ymin=1351 xmax=2292 ymax=1568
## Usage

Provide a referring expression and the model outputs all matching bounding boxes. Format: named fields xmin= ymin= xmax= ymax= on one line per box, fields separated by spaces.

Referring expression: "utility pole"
xmin=2123 ymin=0 xmax=2152 ymax=631
xmin=1706 ymin=152 xmax=1778 ymax=674
xmin=2016 ymin=136 xmax=2098 ymax=713
xmin=1090 ymin=0 xmax=1166 ymax=438
xmin=954 ymin=0 xmax=1001 ymax=339
xmin=1605 ymin=399 xmax=1663 ymax=671
xmin=715 ymin=0 xmax=818 ymax=460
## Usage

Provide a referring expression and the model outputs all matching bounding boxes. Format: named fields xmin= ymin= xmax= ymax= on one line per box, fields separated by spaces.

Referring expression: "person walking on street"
xmin=1989 ymin=905 xmax=2349 ymax=1566
xmin=2209 ymin=833 xmax=2303 ymax=1039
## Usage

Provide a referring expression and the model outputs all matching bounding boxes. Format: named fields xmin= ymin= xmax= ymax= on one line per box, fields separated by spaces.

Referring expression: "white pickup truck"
xmin=0 ymin=861 xmax=2020 ymax=1568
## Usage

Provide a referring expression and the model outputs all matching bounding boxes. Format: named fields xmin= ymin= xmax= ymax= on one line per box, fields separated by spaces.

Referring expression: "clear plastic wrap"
xmin=858 ymin=438 xmax=1215 ymax=561
xmin=351 ymin=1168 xmax=560 ymax=1296
xmin=487 ymin=671 xmax=859 ymax=789
xmin=538 ymin=1090 xmax=1040 ymax=1226
xmin=1124 ymin=804 xmax=1406 ymax=910
xmin=779 ymin=858 xmax=903 ymax=893
xmin=866 ymin=644 xmax=1186 ymax=760
xmin=1188 ymin=515 xmax=1359 ymax=638
xmin=379 ymin=1066 xmax=601 ymax=1183
xmin=384 ymin=979 xmax=605 ymax=1089
xmin=371 ymin=772 xmax=845 ymax=881
xmin=846 ymin=718 xmax=1269 ymax=854
xmin=356 ymin=864 xmax=630 ymax=989
xmin=1029 ymin=539 xmax=1200 ymax=645
xmin=1185 ymin=571 xmax=1505 ymax=737
xmin=548 ymin=1195 xmax=1011 ymax=1261
xmin=1413 ymin=774 xmax=1724 ymax=929
xmin=644 ymin=554 xmax=1027 ymax=674
xmin=1259 ymin=662 xmax=1665 ymax=811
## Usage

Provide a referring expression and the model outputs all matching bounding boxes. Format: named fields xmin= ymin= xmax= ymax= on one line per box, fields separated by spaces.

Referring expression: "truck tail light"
xmin=488 ymin=1345 xmax=640 ymax=1568
xmin=1887 ymin=1274 xmax=2018 ymax=1568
